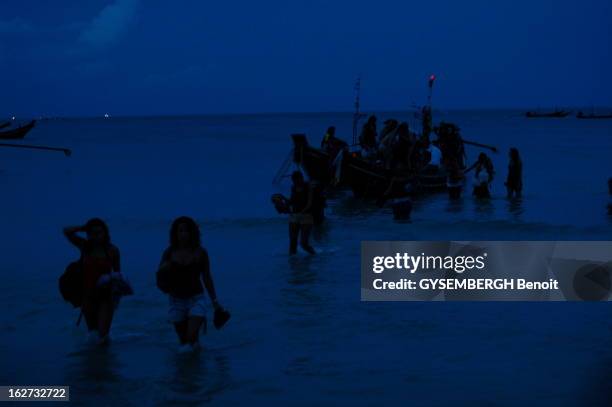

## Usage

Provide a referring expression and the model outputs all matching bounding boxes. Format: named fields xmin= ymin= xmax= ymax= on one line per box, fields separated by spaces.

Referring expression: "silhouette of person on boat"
xmin=320 ymin=126 xmax=347 ymax=158
xmin=359 ymin=115 xmax=378 ymax=157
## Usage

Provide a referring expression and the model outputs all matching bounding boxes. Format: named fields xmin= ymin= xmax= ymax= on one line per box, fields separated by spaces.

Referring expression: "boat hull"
xmin=576 ymin=114 xmax=612 ymax=119
xmin=525 ymin=111 xmax=570 ymax=118
xmin=292 ymin=134 xmax=344 ymax=186
xmin=0 ymin=120 xmax=36 ymax=139
xmin=290 ymin=134 xmax=457 ymax=200
xmin=342 ymin=154 xmax=451 ymax=200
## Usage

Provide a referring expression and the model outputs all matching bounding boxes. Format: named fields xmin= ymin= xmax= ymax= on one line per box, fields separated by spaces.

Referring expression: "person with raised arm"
xmin=63 ymin=218 xmax=123 ymax=345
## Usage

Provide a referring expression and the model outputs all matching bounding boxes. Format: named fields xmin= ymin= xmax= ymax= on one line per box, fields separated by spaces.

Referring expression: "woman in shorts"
xmin=157 ymin=216 xmax=222 ymax=348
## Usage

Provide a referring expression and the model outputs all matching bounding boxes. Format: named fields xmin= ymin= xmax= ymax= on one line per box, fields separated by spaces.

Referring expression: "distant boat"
xmin=0 ymin=120 xmax=36 ymax=140
xmin=0 ymin=121 xmax=10 ymax=130
xmin=576 ymin=111 xmax=612 ymax=120
xmin=525 ymin=110 xmax=570 ymax=118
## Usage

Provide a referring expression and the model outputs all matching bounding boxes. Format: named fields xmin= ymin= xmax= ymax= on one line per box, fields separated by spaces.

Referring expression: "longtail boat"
xmin=0 ymin=120 xmax=36 ymax=139
xmin=291 ymin=134 xmax=455 ymax=200
xmin=525 ymin=110 xmax=570 ymax=118
xmin=292 ymin=133 xmax=347 ymax=187
xmin=576 ymin=111 xmax=612 ymax=119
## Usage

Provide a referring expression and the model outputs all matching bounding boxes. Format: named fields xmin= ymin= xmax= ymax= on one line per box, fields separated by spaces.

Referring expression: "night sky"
xmin=2 ymin=0 xmax=611 ymax=116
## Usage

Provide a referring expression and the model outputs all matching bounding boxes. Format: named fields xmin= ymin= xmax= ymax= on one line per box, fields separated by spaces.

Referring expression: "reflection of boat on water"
xmin=525 ymin=110 xmax=570 ymax=118
xmin=576 ymin=111 xmax=612 ymax=119
xmin=291 ymin=134 xmax=455 ymax=200
xmin=0 ymin=120 xmax=36 ymax=139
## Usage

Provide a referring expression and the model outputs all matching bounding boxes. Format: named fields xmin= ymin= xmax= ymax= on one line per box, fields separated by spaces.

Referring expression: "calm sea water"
xmin=1 ymin=111 xmax=611 ymax=406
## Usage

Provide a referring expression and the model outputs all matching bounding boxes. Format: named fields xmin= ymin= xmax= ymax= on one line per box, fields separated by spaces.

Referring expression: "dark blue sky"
xmin=2 ymin=0 xmax=611 ymax=116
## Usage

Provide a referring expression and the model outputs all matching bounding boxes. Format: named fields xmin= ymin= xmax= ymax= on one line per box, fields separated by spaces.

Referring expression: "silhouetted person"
xmin=378 ymin=119 xmax=398 ymax=169
xmin=466 ymin=153 xmax=494 ymax=198
xmin=321 ymin=126 xmax=336 ymax=149
xmin=63 ymin=218 xmax=122 ymax=344
xmin=505 ymin=148 xmax=523 ymax=198
xmin=289 ymin=171 xmax=316 ymax=255
xmin=157 ymin=216 xmax=223 ymax=350
xmin=379 ymin=119 xmax=398 ymax=147
xmin=391 ymin=122 xmax=414 ymax=170
xmin=359 ymin=115 xmax=378 ymax=156
xmin=435 ymin=122 xmax=465 ymax=168
xmin=320 ymin=126 xmax=347 ymax=158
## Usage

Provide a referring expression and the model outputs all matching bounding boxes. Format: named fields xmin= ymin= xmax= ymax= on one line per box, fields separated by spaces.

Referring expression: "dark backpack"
xmin=59 ymin=258 xmax=84 ymax=308
xmin=156 ymin=267 xmax=174 ymax=294
xmin=156 ymin=249 xmax=176 ymax=294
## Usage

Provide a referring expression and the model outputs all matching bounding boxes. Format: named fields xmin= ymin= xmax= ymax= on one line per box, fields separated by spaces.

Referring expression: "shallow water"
xmin=1 ymin=111 xmax=611 ymax=405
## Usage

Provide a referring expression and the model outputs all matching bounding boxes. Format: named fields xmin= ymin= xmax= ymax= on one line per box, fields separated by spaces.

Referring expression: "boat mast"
xmin=352 ymin=75 xmax=363 ymax=145
xmin=421 ymin=74 xmax=436 ymax=139
xmin=428 ymin=74 xmax=436 ymax=110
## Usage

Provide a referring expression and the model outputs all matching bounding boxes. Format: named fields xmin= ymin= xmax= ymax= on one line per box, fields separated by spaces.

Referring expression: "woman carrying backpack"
xmin=63 ymin=218 xmax=123 ymax=345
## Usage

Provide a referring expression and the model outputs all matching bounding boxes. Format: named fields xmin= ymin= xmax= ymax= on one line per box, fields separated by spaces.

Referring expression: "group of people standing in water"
xmin=321 ymin=111 xmax=524 ymax=200
xmin=62 ymin=216 xmax=227 ymax=351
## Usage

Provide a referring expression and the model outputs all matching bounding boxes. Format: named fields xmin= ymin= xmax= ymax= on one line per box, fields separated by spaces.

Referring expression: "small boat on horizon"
xmin=525 ymin=110 xmax=570 ymax=118
xmin=576 ymin=111 xmax=612 ymax=119
xmin=0 ymin=120 xmax=36 ymax=140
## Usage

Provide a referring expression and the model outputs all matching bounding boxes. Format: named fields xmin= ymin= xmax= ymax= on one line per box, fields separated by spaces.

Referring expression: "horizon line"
xmin=6 ymin=105 xmax=612 ymax=120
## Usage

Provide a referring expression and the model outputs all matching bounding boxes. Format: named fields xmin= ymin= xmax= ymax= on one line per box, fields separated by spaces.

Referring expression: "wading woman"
xmin=466 ymin=152 xmax=495 ymax=198
xmin=289 ymin=171 xmax=316 ymax=255
xmin=505 ymin=147 xmax=523 ymax=198
xmin=63 ymin=218 xmax=122 ymax=344
xmin=157 ymin=216 xmax=223 ymax=350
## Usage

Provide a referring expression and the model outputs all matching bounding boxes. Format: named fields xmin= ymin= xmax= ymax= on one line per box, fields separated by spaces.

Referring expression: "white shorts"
xmin=168 ymin=294 xmax=207 ymax=323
